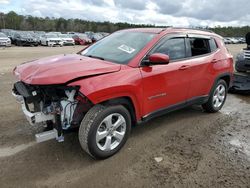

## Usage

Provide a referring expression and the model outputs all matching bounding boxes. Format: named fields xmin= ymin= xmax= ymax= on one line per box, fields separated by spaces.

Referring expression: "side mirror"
xmin=143 ymin=53 xmax=170 ymax=66
xmin=149 ymin=53 xmax=170 ymax=65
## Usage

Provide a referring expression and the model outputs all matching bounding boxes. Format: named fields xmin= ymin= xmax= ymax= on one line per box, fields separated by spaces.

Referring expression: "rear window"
xmin=209 ymin=38 xmax=218 ymax=52
xmin=189 ymin=38 xmax=210 ymax=56
xmin=188 ymin=37 xmax=218 ymax=57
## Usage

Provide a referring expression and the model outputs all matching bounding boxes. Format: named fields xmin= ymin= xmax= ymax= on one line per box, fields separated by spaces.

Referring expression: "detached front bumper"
xmin=12 ymin=91 xmax=54 ymax=125
xmin=12 ymin=91 xmax=64 ymax=142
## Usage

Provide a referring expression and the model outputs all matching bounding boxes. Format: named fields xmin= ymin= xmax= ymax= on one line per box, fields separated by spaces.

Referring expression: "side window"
xmin=151 ymin=38 xmax=186 ymax=61
xmin=189 ymin=38 xmax=210 ymax=56
xmin=209 ymin=38 xmax=218 ymax=52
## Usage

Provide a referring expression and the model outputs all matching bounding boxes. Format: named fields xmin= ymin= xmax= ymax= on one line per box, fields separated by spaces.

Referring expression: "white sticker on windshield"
xmin=118 ymin=44 xmax=135 ymax=54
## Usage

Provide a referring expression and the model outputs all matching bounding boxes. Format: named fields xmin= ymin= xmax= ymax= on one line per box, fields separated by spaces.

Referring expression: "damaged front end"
xmin=12 ymin=81 xmax=93 ymax=143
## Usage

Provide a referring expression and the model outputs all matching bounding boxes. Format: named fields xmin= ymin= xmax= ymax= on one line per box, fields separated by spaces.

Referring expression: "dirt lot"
xmin=0 ymin=45 xmax=250 ymax=188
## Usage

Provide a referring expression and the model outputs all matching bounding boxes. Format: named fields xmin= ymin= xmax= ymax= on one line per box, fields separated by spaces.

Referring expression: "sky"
xmin=0 ymin=0 xmax=250 ymax=27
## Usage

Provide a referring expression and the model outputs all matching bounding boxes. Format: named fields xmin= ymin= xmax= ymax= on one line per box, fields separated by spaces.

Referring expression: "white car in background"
xmin=230 ymin=38 xmax=240 ymax=44
xmin=58 ymin=34 xmax=75 ymax=45
xmin=0 ymin=32 xmax=11 ymax=47
xmin=40 ymin=34 xmax=63 ymax=46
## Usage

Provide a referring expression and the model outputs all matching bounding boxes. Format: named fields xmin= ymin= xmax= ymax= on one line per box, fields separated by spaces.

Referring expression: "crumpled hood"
xmin=14 ymin=54 xmax=121 ymax=85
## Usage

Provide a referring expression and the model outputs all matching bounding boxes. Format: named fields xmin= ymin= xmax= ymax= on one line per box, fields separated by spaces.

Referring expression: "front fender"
xmin=68 ymin=66 xmax=143 ymax=120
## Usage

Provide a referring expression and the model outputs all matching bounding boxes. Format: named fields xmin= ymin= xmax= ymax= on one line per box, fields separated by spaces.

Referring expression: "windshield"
xmin=0 ymin=33 xmax=7 ymax=37
xmin=59 ymin=34 xmax=70 ymax=38
xmin=81 ymin=31 xmax=155 ymax=64
xmin=46 ymin=34 xmax=57 ymax=38
xmin=93 ymin=34 xmax=103 ymax=39
xmin=78 ymin=34 xmax=88 ymax=39
xmin=20 ymin=33 xmax=32 ymax=38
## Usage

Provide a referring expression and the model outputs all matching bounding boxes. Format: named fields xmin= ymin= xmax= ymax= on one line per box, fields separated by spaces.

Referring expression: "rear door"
xmin=185 ymin=34 xmax=219 ymax=98
xmin=140 ymin=35 xmax=192 ymax=116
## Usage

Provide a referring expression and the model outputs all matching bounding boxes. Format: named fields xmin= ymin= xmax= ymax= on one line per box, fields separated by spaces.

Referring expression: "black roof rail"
xmin=168 ymin=27 xmax=215 ymax=33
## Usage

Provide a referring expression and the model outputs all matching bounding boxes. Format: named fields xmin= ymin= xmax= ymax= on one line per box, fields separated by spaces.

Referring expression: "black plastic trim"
xmin=211 ymin=72 xmax=233 ymax=91
xmin=139 ymin=95 xmax=209 ymax=123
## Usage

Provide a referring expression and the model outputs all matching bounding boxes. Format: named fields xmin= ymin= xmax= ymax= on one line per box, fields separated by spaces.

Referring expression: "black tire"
xmin=79 ymin=104 xmax=131 ymax=159
xmin=16 ymin=40 xmax=21 ymax=46
xmin=202 ymin=79 xmax=228 ymax=113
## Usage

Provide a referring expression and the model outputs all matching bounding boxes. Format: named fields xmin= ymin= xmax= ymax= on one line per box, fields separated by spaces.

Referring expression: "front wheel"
xmin=202 ymin=79 xmax=228 ymax=113
xmin=79 ymin=104 xmax=131 ymax=159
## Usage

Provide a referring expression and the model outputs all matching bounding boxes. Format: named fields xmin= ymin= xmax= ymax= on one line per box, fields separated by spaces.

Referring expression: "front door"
xmin=140 ymin=36 xmax=192 ymax=116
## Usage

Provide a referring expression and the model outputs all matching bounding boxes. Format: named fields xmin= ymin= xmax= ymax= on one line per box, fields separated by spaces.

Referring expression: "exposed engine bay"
xmin=12 ymin=81 xmax=92 ymax=142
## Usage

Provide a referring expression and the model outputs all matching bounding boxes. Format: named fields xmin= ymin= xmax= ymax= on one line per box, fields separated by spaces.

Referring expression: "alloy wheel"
xmin=96 ymin=113 xmax=126 ymax=151
xmin=213 ymin=84 xmax=226 ymax=108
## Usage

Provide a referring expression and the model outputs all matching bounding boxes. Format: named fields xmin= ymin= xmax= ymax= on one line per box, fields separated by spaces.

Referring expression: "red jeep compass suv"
xmin=13 ymin=28 xmax=234 ymax=159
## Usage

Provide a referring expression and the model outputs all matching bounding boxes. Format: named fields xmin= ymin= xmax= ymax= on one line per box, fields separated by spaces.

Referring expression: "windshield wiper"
xmin=85 ymin=55 xmax=105 ymax=60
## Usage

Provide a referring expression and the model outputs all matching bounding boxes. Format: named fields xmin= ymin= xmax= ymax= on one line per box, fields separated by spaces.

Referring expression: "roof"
xmin=119 ymin=27 xmax=221 ymax=38
xmin=119 ymin=28 xmax=167 ymax=34
xmin=166 ymin=27 xmax=222 ymax=38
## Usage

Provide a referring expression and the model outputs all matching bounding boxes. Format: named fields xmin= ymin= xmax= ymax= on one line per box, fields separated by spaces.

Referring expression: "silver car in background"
xmin=0 ymin=32 xmax=11 ymax=47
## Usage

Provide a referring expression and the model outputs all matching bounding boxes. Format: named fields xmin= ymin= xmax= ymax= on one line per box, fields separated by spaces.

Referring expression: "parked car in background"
xmin=28 ymin=31 xmax=41 ymax=43
xmin=13 ymin=28 xmax=233 ymax=159
xmin=34 ymin=31 xmax=45 ymax=44
xmin=92 ymin=33 xmax=104 ymax=42
xmin=67 ymin=32 xmax=76 ymax=35
xmin=235 ymin=32 xmax=250 ymax=72
xmin=99 ymin=32 xmax=110 ymax=37
xmin=72 ymin=34 xmax=92 ymax=45
xmin=40 ymin=34 xmax=63 ymax=46
xmin=224 ymin=38 xmax=232 ymax=44
xmin=85 ymin=31 xmax=94 ymax=40
xmin=48 ymin=32 xmax=62 ymax=35
xmin=13 ymin=32 xmax=38 ymax=46
xmin=1 ymin=29 xmax=17 ymax=44
xmin=224 ymin=37 xmax=243 ymax=44
xmin=235 ymin=49 xmax=250 ymax=72
xmin=34 ymin=31 xmax=46 ymax=35
xmin=238 ymin=37 xmax=246 ymax=44
xmin=0 ymin=32 xmax=11 ymax=47
xmin=1 ymin=29 xmax=12 ymax=38
xmin=58 ymin=34 xmax=75 ymax=45
xmin=230 ymin=38 xmax=240 ymax=44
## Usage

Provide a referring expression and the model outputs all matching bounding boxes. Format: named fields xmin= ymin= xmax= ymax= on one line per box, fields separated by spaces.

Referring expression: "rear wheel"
xmin=79 ymin=104 xmax=131 ymax=159
xmin=202 ymin=79 xmax=228 ymax=113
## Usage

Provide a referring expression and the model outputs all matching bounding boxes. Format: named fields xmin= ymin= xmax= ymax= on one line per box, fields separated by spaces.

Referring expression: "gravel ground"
xmin=0 ymin=45 xmax=249 ymax=188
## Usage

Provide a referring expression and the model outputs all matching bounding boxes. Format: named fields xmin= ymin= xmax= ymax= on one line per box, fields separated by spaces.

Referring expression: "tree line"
xmin=0 ymin=11 xmax=249 ymax=37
